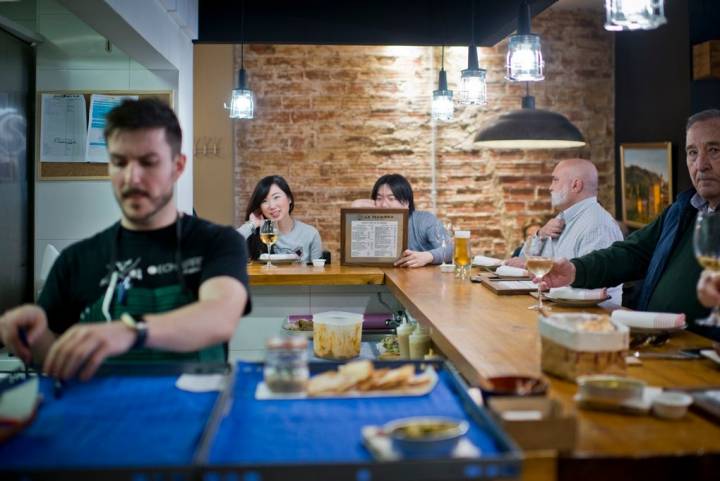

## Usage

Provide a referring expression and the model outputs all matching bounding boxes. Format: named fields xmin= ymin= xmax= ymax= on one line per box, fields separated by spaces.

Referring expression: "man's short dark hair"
xmin=687 ymin=109 xmax=720 ymax=131
xmin=104 ymin=98 xmax=182 ymax=156
xmin=371 ymin=173 xmax=415 ymax=213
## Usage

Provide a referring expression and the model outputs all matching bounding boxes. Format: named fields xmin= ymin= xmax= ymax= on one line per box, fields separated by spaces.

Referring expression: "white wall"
xmin=0 ymin=0 xmax=196 ymax=292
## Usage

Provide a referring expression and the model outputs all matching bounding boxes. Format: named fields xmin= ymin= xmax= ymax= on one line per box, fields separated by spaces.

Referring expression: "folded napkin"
xmin=473 ymin=255 xmax=502 ymax=267
xmin=547 ymin=287 xmax=608 ymax=300
xmin=611 ymin=310 xmax=686 ymax=329
xmin=496 ymin=265 xmax=529 ymax=277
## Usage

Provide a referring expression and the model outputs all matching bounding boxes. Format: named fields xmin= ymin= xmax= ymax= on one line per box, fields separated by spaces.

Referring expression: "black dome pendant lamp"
xmin=475 ymin=83 xmax=585 ymax=149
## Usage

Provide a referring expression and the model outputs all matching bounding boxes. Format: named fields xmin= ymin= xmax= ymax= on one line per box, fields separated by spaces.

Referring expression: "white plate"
xmin=259 ymin=253 xmax=300 ymax=264
xmin=255 ymin=367 xmax=437 ymax=400
xmin=543 ymin=294 xmax=611 ymax=307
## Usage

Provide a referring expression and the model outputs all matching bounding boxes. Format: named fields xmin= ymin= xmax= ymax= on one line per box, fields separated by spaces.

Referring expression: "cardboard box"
xmin=693 ymin=40 xmax=720 ymax=80
xmin=488 ymin=397 xmax=577 ymax=453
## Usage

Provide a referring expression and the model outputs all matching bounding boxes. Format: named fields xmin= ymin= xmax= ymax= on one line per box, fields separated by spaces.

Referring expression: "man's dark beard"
xmin=118 ymin=187 xmax=174 ymax=225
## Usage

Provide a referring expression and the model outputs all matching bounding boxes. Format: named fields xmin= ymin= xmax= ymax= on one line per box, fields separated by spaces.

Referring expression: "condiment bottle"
xmin=409 ymin=324 xmax=431 ymax=360
xmin=396 ymin=319 xmax=414 ymax=359
xmin=264 ymin=336 xmax=309 ymax=393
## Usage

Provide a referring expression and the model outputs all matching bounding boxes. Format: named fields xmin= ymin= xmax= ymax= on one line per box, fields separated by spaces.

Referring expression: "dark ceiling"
xmin=197 ymin=0 xmax=558 ymax=46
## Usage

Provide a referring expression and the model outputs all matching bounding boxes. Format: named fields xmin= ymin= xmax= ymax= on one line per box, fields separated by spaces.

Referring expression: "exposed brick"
xmin=232 ymin=8 xmax=615 ymax=258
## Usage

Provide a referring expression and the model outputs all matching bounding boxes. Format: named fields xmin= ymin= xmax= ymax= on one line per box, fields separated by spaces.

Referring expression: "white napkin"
xmin=472 ymin=255 xmax=502 ymax=267
xmin=496 ymin=265 xmax=529 ymax=277
xmin=548 ymin=287 xmax=607 ymax=300
xmin=611 ymin=310 xmax=686 ymax=329
xmin=175 ymin=374 xmax=226 ymax=392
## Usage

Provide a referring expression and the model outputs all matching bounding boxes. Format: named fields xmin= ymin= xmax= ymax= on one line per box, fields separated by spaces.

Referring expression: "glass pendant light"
xmin=432 ymin=46 xmax=454 ymax=122
xmin=605 ymin=0 xmax=667 ymax=31
xmin=458 ymin=1 xmax=487 ymax=105
xmin=225 ymin=0 xmax=255 ymax=119
xmin=227 ymin=44 xmax=255 ymax=119
xmin=505 ymin=1 xmax=544 ymax=82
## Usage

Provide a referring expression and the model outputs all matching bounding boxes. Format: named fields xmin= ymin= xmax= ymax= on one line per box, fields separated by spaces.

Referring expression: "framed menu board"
xmin=340 ymin=208 xmax=408 ymax=266
xmin=36 ymin=90 xmax=173 ymax=180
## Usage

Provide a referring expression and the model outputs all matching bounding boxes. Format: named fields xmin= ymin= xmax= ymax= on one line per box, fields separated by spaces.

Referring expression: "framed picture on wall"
xmin=340 ymin=208 xmax=408 ymax=266
xmin=620 ymin=142 xmax=673 ymax=228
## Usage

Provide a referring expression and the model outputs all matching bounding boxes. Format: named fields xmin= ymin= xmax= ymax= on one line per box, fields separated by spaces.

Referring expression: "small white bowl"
xmin=652 ymin=392 xmax=693 ymax=420
xmin=312 ymin=259 xmax=326 ymax=267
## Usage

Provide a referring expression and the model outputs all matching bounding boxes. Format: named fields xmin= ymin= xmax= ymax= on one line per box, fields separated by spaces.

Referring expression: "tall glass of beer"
xmin=453 ymin=230 xmax=471 ymax=279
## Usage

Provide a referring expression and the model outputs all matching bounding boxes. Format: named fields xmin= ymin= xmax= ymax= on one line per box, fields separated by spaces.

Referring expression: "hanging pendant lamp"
xmin=605 ymin=0 xmax=667 ymax=31
xmin=458 ymin=0 xmax=487 ymax=105
xmin=225 ymin=0 xmax=255 ymax=119
xmin=475 ymin=84 xmax=585 ymax=149
xmin=432 ymin=46 xmax=454 ymax=122
xmin=506 ymin=0 xmax=544 ymax=82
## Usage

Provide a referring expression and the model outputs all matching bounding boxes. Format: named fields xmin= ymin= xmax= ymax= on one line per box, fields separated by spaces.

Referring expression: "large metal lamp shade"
xmin=475 ymin=97 xmax=585 ymax=149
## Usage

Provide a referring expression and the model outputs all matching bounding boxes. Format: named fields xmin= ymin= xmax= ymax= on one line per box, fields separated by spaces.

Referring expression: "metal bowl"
xmin=385 ymin=416 xmax=469 ymax=459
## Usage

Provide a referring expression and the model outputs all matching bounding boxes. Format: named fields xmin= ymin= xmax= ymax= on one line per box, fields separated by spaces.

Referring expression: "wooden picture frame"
xmin=340 ymin=208 xmax=409 ymax=266
xmin=619 ymin=142 xmax=673 ymax=228
xmin=36 ymin=90 xmax=173 ymax=180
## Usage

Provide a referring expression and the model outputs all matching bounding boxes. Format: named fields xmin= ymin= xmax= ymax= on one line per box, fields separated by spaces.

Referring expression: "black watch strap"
xmin=121 ymin=313 xmax=148 ymax=349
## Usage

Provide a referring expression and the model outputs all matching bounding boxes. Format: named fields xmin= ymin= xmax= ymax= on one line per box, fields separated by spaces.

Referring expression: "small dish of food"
xmin=480 ymin=375 xmax=548 ymax=400
xmin=384 ymin=417 xmax=468 ymax=459
xmin=652 ymin=392 xmax=693 ymax=419
xmin=577 ymin=375 xmax=646 ymax=405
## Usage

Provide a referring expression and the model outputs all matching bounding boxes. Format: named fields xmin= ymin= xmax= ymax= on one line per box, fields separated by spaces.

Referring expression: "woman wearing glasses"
xmin=238 ymin=175 xmax=322 ymax=263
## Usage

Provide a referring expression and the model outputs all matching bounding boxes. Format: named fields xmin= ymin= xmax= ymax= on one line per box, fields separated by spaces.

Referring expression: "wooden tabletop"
xmin=382 ymin=266 xmax=720 ymax=479
xmin=247 ymin=262 xmax=385 ymax=286
xmin=244 ymin=263 xmax=720 ymax=478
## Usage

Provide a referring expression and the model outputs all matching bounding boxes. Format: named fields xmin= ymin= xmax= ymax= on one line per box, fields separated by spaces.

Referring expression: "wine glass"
xmin=260 ymin=219 xmax=279 ymax=269
xmin=434 ymin=221 xmax=452 ymax=267
xmin=693 ymin=211 xmax=720 ymax=326
xmin=524 ymin=235 xmax=554 ymax=311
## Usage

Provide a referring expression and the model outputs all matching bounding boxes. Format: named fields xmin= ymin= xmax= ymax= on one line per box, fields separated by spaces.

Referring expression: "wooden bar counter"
xmin=247 ymin=264 xmax=720 ymax=480
xmin=247 ymin=263 xmax=385 ymax=286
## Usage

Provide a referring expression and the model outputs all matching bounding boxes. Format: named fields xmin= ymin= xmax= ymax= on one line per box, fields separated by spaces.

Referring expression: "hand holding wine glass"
xmin=694 ymin=212 xmax=720 ymax=326
xmin=524 ymin=235 xmax=554 ymax=311
xmin=260 ymin=219 xmax=279 ymax=269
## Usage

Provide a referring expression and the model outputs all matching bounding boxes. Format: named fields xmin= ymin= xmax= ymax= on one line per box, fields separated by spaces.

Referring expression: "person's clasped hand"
xmin=394 ymin=250 xmax=433 ymax=268
xmin=538 ymin=218 xmax=565 ymax=239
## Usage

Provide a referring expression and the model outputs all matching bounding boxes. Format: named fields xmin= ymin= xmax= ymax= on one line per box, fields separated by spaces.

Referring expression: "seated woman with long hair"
xmin=356 ymin=173 xmax=451 ymax=268
xmin=237 ymin=175 xmax=322 ymax=262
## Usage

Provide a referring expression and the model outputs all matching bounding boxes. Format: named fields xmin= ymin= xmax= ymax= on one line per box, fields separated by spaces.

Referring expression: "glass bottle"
xmin=264 ymin=336 xmax=309 ymax=393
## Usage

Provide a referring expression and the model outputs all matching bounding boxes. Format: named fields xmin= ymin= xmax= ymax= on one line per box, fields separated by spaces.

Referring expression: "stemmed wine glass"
xmin=693 ymin=211 xmax=720 ymax=326
xmin=435 ymin=221 xmax=453 ymax=268
xmin=524 ymin=235 xmax=555 ymax=311
xmin=260 ymin=219 xmax=279 ymax=269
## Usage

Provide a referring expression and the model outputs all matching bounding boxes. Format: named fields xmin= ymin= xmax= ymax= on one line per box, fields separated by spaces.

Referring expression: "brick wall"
xmin=233 ymin=7 xmax=614 ymax=258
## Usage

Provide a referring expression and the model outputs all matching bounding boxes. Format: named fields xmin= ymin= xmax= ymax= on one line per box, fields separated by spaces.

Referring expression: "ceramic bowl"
xmin=385 ymin=416 xmax=468 ymax=459
xmin=652 ymin=392 xmax=693 ymax=419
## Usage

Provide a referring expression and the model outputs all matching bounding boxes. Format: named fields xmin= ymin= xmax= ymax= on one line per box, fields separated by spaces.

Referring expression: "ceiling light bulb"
xmin=605 ymin=0 xmax=667 ymax=31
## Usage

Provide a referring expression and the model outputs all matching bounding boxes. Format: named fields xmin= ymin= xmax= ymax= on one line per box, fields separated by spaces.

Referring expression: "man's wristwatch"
xmin=120 ymin=313 xmax=148 ymax=349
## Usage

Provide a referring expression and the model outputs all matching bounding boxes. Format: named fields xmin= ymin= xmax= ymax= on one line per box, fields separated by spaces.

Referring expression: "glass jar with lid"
xmin=264 ymin=336 xmax=309 ymax=393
